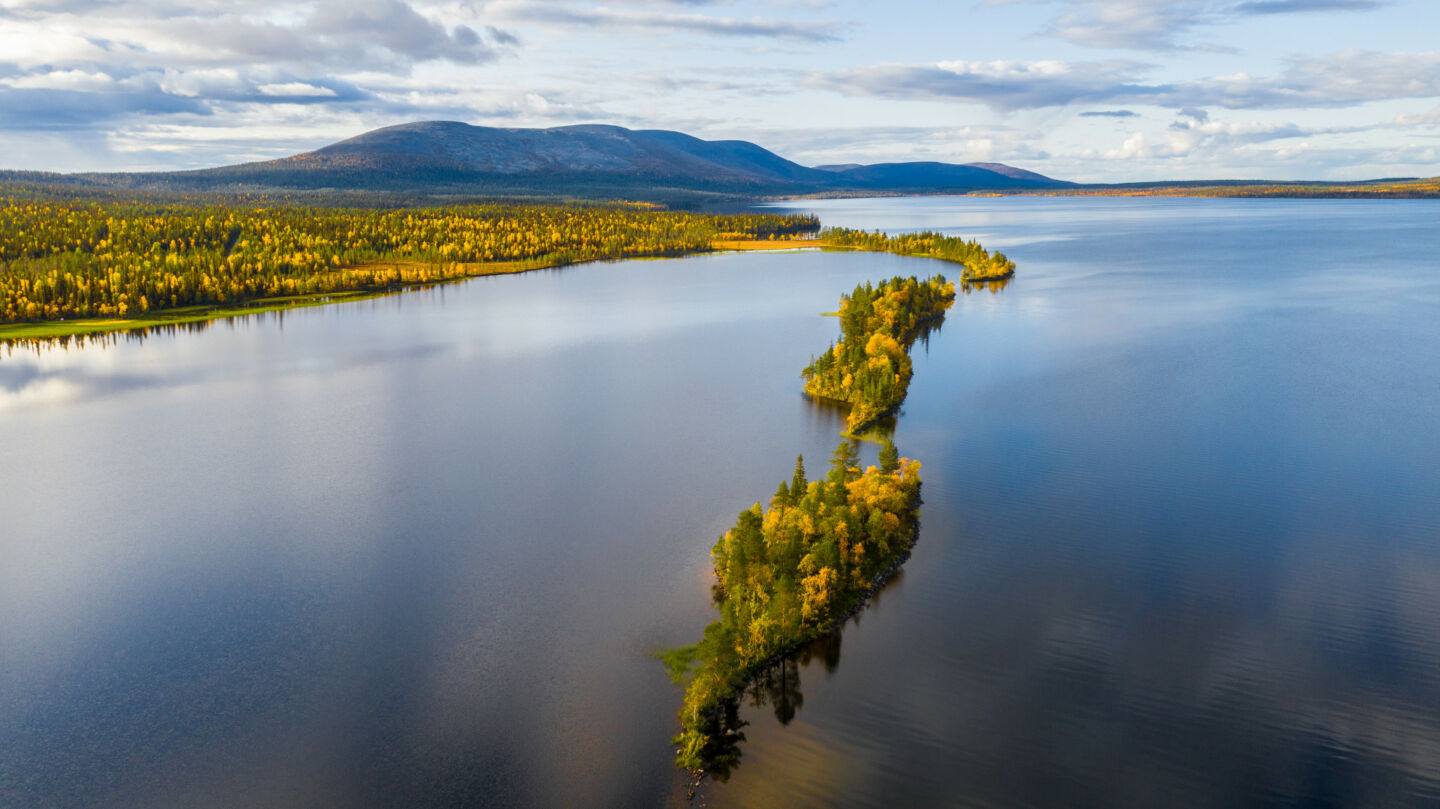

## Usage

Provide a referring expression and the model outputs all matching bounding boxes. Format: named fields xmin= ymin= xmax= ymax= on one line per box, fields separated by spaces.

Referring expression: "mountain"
xmin=58 ymin=121 xmax=1069 ymax=198
xmin=818 ymin=161 xmax=1063 ymax=191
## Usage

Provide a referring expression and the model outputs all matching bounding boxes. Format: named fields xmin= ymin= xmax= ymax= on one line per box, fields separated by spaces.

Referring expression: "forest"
xmin=0 ymin=192 xmax=817 ymax=332
xmin=822 ymin=227 xmax=1016 ymax=281
xmin=801 ymin=274 xmax=957 ymax=432
xmin=661 ymin=439 xmax=923 ymax=773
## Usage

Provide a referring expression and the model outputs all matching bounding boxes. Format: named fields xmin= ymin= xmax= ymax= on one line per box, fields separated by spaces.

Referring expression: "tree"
xmin=772 ymin=480 xmax=793 ymax=509
xmin=829 ymin=437 xmax=858 ymax=480
xmin=879 ymin=438 xmax=900 ymax=474
xmin=789 ymin=454 xmax=807 ymax=501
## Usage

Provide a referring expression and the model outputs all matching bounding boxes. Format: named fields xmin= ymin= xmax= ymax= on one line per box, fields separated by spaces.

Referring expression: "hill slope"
xmin=62 ymin=121 xmax=1070 ymax=197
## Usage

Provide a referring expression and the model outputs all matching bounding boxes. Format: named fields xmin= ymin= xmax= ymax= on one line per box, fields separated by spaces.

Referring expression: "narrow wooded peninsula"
xmin=662 ymin=439 xmax=922 ymax=771
xmin=662 ymin=221 xmax=1016 ymax=776
xmin=821 ymin=227 xmax=1016 ymax=282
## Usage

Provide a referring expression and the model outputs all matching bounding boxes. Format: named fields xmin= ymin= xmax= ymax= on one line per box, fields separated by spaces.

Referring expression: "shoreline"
xmin=683 ymin=516 xmax=919 ymax=787
xmin=0 ymin=235 xmax=1009 ymax=345
xmin=803 ymin=305 xmax=956 ymax=435
xmin=0 ymin=240 xmax=827 ymax=343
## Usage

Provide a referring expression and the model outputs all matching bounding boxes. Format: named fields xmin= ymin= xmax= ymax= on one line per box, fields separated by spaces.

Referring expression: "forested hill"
xmin=19 ymin=122 xmax=1071 ymax=199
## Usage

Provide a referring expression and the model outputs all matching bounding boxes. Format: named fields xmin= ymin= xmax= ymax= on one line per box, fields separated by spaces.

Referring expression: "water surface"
xmin=3 ymin=197 xmax=1438 ymax=808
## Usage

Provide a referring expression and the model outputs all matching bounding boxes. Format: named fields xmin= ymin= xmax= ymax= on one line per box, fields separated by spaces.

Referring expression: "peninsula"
xmin=662 ymin=229 xmax=1015 ymax=776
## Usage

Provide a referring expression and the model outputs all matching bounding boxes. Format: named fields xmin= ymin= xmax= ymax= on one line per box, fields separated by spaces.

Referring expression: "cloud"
xmin=0 ymin=86 xmax=208 ymax=129
xmin=1085 ymin=134 xmax=1439 ymax=179
xmin=1080 ymin=109 xmax=1137 ymax=117
xmin=493 ymin=2 xmax=842 ymax=41
xmin=0 ymin=1 xmax=514 ymax=73
xmin=256 ymin=82 xmax=339 ymax=98
xmin=1096 ymin=109 xmax=1383 ymax=162
xmin=1233 ymin=0 xmax=1384 ymax=13
xmin=996 ymin=0 xmax=1388 ymax=51
xmin=1043 ymin=1 xmax=1219 ymax=51
xmin=1190 ymin=51 xmax=1440 ymax=109
xmin=741 ymin=123 xmax=1053 ymax=166
xmin=0 ymin=0 xmax=528 ymax=134
xmin=809 ymin=59 xmax=1157 ymax=112
xmin=306 ymin=0 xmax=498 ymax=65
xmin=1392 ymin=106 xmax=1440 ymax=128
xmin=810 ymin=51 xmax=1440 ymax=112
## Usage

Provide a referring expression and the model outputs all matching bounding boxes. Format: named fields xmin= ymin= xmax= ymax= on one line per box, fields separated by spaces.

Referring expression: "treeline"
xmin=0 ymin=193 xmax=818 ymax=324
xmin=801 ymin=275 xmax=956 ymax=432
xmin=1038 ymin=178 xmax=1440 ymax=199
xmin=822 ymin=227 xmax=1015 ymax=281
xmin=662 ymin=440 xmax=922 ymax=771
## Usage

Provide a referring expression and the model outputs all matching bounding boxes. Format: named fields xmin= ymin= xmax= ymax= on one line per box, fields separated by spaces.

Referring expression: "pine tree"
xmin=828 ymin=440 xmax=861 ymax=484
xmin=879 ymin=438 xmax=900 ymax=474
xmin=789 ymin=455 xmax=807 ymax=501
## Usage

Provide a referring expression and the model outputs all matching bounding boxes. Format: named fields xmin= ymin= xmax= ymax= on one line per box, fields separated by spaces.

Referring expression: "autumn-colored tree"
xmin=0 ymin=191 xmax=819 ymax=330
xmin=664 ymin=440 xmax=921 ymax=772
xmin=801 ymin=274 xmax=956 ymax=432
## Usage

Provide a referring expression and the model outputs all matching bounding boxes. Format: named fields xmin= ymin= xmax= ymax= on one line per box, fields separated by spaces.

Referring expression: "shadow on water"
xmin=691 ymin=569 xmax=908 ymax=783
xmin=801 ymin=290 xmax=986 ymax=442
xmin=959 ymin=277 xmax=1011 ymax=296
xmin=692 ymin=635 xmax=844 ymax=784
xmin=681 ymin=274 xmax=1002 ymax=789
xmin=0 ymin=309 xmax=294 ymax=355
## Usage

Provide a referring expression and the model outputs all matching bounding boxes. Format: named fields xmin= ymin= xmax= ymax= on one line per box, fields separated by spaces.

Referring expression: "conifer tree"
xmin=879 ymin=438 xmax=900 ymax=474
xmin=789 ymin=455 xmax=807 ymax=500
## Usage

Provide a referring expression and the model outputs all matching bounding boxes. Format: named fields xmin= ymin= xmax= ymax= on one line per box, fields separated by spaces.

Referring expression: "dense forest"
xmin=0 ymin=192 xmax=817 ymax=328
xmin=802 ymin=274 xmax=957 ymax=432
xmin=822 ymin=227 xmax=1016 ymax=281
xmin=662 ymin=439 xmax=922 ymax=772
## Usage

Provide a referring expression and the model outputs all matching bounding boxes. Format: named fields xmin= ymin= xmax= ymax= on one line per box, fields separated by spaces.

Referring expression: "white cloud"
xmin=2 ymin=70 xmax=122 ymax=92
xmin=812 ymin=51 xmax=1440 ymax=113
xmin=995 ymin=0 xmax=1388 ymax=51
xmin=1392 ymin=106 xmax=1440 ymax=128
xmin=489 ymin=0 xmax=843 ymax=41
xmin=256 ymin=82 xmax=340 ymax=97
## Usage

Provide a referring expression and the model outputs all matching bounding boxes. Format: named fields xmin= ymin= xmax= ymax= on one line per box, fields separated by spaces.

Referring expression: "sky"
xmin=2 ymin=0 xmax=1439 ymax=181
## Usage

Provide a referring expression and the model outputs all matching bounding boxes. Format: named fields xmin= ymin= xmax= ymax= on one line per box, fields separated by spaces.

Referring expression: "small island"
xmin=801 ymin=274 xmax=956 ymax=433
xmin=662 ymin=439 xmax=922 ymax=772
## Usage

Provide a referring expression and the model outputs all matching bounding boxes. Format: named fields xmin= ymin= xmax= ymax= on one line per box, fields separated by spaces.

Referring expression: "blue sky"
xmin=2 ymin=0 xmax=1438 ymax=181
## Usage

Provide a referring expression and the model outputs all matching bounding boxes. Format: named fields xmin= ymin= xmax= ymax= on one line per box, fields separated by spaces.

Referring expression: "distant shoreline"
xmin=0 ymin=239 xmax=845 ymax=344
xmin=0 ymin=234 xmax=1019 ymax=344
xmin=765 ymin=181 xmax=1440 ymax=202
xmin=0 ymin=250 xmax=716 ymax=343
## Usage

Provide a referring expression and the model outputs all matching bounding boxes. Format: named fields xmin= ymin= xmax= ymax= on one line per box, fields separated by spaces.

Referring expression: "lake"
xmin=3 ymin=197 xmax=1438 ymax=808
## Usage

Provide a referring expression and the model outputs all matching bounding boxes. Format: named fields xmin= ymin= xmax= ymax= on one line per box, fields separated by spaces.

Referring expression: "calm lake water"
xmin=3 ymin=197 xmax=1439 ymax=808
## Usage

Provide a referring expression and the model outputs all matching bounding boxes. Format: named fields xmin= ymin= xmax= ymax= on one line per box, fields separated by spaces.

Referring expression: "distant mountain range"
xmin=14 ymin=122 xmax=1073 ymax=198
